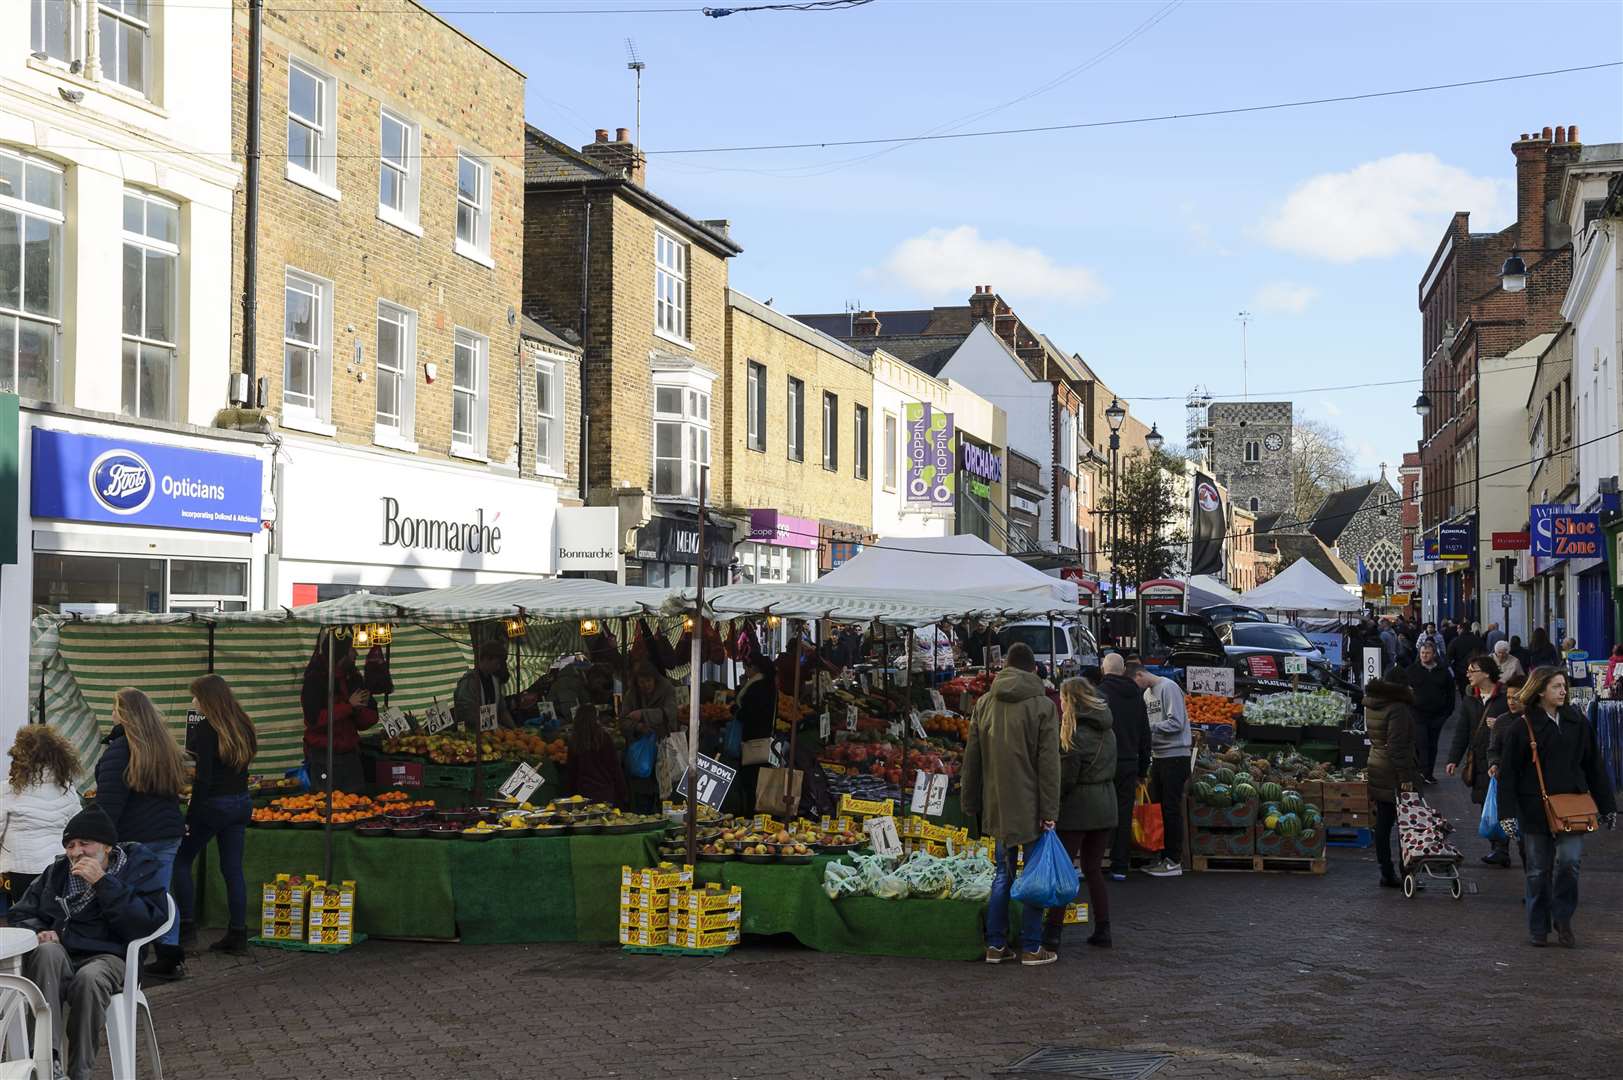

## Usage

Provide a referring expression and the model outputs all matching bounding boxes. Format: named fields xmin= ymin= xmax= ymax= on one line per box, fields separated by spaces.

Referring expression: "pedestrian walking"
xmin=301 ymin=634 xmax=378 ymax=793
xmin=1484 ymin=622 xmax=1506 ymax=650
xmin=619 ymin=663 xmax=680 ymax=813
xmin=1489 ymin=674 xmax=1529 ymax=866
xmin=1492 ymin=640 xmax=1524 ymax=682
xmin=1379 ymin=618 xmax=1399 ymax=672
xmin=1527 ymin=627 xmax=1559 ymax=669
xmin=1096 ymin=653 xmax=1151 ymax=882
xmin=1363 ymin=678 xmax=1422 ymax=888
xmin=1447 ymin=622 xmax=1484 ymax=694
xmin=1510 ymin=635 xmax=1532 ymax=673
xmin=1416 ymin=622 xmax=1444 ymax=657
xmin=960 ymin=642 xmax=1061 ymax=967
xmin=1133 ymin=661 xmax=1189 ymax=878
xmin=732 ymin=654 xmax=779 ymax=812
xmin=1603 ymin=644 xmax=1623 ymax=696
xmin=1496 ymin=667 xmax=1618 ymax=947
xmin=1443 ymin=656 xmax=1511 ymax=866
xmin=94 ymin=688 xmax=186 ymax=978
xmin=167 ymin=674 xmax=257 ymax=961
xmin=1041 ymin=677 xmax=1117 ymax=954
xmin=0 ymin=726 xmax=83 ymax=904
xmin=1400 ymin=640 xmax=1455 ymax=783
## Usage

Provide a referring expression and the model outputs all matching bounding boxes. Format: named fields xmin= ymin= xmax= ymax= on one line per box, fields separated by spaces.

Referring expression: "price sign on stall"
xmin=819 ymin=712 xmax=831 ymax=740
xmin=422 ymin=704 xmax=456 ymax=735
xmin=864 ymin=815 xmax=903 ymax=857
xmin=497 ymin=762 xmax=545 ymax=804
xmin=1186 ymin=666 xmax=1235 ymax=697
xmin=846 ymin=704 xmax=859 ymax=732
xmin=929 ymin=689 xmax=946 ymax=713
xmin=910 ymin=711 xmax=928 ymax=739
xmin=676 ymin=753 xmax=737 ymax=812
xmin=478 ymin=703 xmax=499 ymax=733
xmin=535 ymin=700 xmax=557 ymax=723
xmin=380 ymin=706 xmax=411 ymax=739
xmin=1282 ymin=655 xmax=1308 ymax=676
xmin=909 ymin=772 xmax=950 ymax=816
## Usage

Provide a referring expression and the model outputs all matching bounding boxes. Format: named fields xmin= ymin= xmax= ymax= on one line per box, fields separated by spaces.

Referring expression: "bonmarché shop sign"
xmin=381 ymin=497 xmax=501 ymax=554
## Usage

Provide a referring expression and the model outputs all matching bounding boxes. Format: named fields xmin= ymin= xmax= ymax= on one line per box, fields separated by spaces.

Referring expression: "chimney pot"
xmin=1555 ymin=126 xmax=1566 ymax=143
xmin=616 ymin=127 xmax=630 ymax=143
xmin=1570 ymin=124 xmax=1580 ymax=143
xmin=1542 ymin=126 xmax=1552 ymax=140
xmin=1519 ymin=133 xmax=1529 ymax=141
xmin=595 ymin=129 xmax=609 ymax=143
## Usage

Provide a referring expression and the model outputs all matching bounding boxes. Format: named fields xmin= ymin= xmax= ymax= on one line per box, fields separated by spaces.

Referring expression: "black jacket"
xmin=1363 ymin=679 xmax=1421 ymax=803
xmin=9 ymin=842 xmax=169 ymax=959
xmin=186 ymin=718 xmax=249 ymax=807
xmin=1401 ymin=661 xmax=1456 ymax=722
xmin=1494 ymin=705 xmax=1617 ymax=834
xmin=735 ymin=674 xmax=778 ymax=743
xmin=1097 ymin=674 xmax=1151 ymax=776
xmin=95 ymin=727 xmax=183 ymax=844
xmin=1445 ymin=685 xmax=1509 ymax=804
xmin=1446 ymin=632 xmax=1483 ymax=677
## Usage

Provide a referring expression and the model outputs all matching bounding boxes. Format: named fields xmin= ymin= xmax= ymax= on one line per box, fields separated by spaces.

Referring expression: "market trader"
xmin=455 ymin=640 xmax=517 ymax=733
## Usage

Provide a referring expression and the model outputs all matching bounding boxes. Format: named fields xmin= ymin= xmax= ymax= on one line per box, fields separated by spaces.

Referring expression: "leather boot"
xmin=1041 ymin=922 xmax=1063 ymax=955
xmin=143 ymin=943 xmax=188 ymax=981
xmin=209 ymin=926 xmax=251 ymax=955
xmin=1087 ymin=920 xmax=1111 ymax=947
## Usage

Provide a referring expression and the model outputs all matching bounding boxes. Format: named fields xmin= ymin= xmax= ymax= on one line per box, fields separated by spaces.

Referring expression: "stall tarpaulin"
xmin=1189 ymin=472 xmax=1225 ymax=578
xmin=1239 ymin=558 xmax=1362 ymax=614
xmin=706 ymin=582 xmax=1083 ymax=628
xmin=814 ymin=534 xmax=1079 ymax=604
xmin=1186 ymin=574 xmax=1243 ymax=611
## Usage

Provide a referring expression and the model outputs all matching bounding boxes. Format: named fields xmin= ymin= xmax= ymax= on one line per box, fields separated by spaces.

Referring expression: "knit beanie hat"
xmin=63 ymin=805 xmax=119 ymax=848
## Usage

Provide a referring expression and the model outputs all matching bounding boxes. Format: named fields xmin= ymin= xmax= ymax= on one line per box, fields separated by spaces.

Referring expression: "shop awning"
xmin=705 ymin=582 xmax=1084 ymax=627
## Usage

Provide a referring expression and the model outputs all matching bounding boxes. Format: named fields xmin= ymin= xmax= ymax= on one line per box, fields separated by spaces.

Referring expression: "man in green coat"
xmin=961 ymin=642 xmax=1061 ymax=966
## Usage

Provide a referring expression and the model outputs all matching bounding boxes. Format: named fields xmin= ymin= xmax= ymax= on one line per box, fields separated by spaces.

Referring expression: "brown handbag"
xmin=1459 ymin=750 xmax=1475 ymax=788
xmin=1522 ymin=715 xmax=1600 ymax=834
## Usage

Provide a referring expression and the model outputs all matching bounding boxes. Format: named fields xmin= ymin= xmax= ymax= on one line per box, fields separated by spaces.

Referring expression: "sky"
xmin=435 ymin=0 xmax=1623 ymax=480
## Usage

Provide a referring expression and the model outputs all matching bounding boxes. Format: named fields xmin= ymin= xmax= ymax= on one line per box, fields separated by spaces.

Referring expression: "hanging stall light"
xmin=372 ymin=623 xmax=393 ymax=646
xmin=503 ymin=616 xmax=527 ymax=639
xmin=352 ymin=625 xmax=372 ymax=649
xmin=579 ymin=618 xmax=600 ymax=637
xmin=683 ymin=615 xmax=696 ymax=632
xmin=766 ymin=614 xmax=781 ymax=629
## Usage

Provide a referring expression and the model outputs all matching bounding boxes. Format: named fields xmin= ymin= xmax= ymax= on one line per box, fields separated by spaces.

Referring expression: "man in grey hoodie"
xmin=1132 ymin=661 xmax=1190 ymax=878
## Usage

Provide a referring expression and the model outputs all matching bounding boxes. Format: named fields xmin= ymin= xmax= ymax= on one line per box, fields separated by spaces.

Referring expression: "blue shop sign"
xmin=1438 ymin=522 xmax=1472 ymax=560
xmin=31 ymin=429 xmax=264 ymax=535
xmin=1423 ymin=537 xmax=1438 ymax=561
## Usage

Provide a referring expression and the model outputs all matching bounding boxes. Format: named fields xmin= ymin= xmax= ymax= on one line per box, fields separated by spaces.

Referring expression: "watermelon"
xmin=1276 ymin=812 xmax=1302 ymax=836
xmin=1232 ymin=783 xmax=1258 ymax=805
xmin=1300 ymin=828 xmax=1319 ymax=846
xmin=1280 ymin=790 xmax=1304 ymax=815
xmin=1302 ymin=805 xmax=1322 ymax=827
xmin=1215 ymin=768 xmax=1236 ymax=786
xmin=1209 ymin=784 xmax=1231 ymax=807
xmin=1193 ymin=781 xmax=1215 ymax=806
xmin=1259 ymin=782 xmax=1283 ymax=803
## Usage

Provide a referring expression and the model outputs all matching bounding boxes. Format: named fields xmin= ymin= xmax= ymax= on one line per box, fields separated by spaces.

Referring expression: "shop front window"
xmin=31 ymin=553 xmax=250 ymax=615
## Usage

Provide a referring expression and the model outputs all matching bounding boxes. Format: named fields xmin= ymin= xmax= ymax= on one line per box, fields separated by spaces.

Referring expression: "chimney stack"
xmin=851 ymin=310 xmax=881 ymax=338
xmin=968 ymin=285 xmax=997 ymax=325
xmin=580 ymin=125 xmax=647 ymax=187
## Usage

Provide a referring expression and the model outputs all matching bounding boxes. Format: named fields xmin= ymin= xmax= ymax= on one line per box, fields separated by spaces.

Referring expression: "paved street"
xmin=145 ymin=741 xmax=1620 ymax=1080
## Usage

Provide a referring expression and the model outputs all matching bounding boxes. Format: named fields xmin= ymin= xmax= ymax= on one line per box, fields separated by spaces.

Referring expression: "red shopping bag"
xmin=1131 ymin=779 xmax=1164 ymax=854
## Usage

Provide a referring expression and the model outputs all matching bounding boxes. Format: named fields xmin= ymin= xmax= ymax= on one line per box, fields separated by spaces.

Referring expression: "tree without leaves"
xmin=1291 ymin=416 xmax=1357 ymax=524
xmin=1099 ymin=449 xmax=1188 ymax=586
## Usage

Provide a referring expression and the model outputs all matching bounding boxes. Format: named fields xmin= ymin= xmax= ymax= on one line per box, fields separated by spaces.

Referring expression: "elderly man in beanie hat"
xmin=9 ymin=805 xmax=169 ymax=1080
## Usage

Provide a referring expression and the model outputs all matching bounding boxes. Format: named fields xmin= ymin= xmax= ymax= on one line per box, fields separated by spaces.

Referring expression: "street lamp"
xmin=1500 ymin=254 xmax=1528 ymax=293
xmin=1145 ymin=423 xmax=1164 ymax=453
xmin=1105 ymin=398 xmax=1126 ymax=601
xmin=1412 ymin=390 xmax=1432 ymax=417
xmin=1105 ymin=398 xmax=1126 ymax=433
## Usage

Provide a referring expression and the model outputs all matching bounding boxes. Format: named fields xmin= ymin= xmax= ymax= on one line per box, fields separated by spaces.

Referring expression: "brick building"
xmin=523 ymin=126 xmax=742 ymax=587
xmin=1399 ymin=451 xmax=1421 ymax=573
xmin=1204 ymin=401 xmax=1292 ymax=518
xmin=226 ymin=2 xmax=563 ymax=605
xmin=1306 ymin=475 xmax=1404 ymax=587
xmin=1415 ymin=125 xmax=1579 ymax=626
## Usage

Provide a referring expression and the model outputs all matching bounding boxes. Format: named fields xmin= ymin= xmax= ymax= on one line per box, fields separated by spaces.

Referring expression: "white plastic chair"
xmin=0 ymin=973 xmax=53 ymax=1080
xmin=105 ymin=896 xmax=173 ymax=1080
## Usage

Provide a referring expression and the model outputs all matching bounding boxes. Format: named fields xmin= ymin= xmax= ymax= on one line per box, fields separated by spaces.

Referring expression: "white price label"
xmin=676 ymin=753 xmax=738 ymax=812
xmin=887 ymin=718 xmax=904 ymax=739
xmin=909 ymin=771 xmax=950 ymax=816
xmin=535 ymin=700 xmax=557 ymax=722
xmin=1186 ymin=666 xmax=1235 ymax=697
xmin=1282 ymin=654 xmax=1308 ymax=675
xmin=925 ymin=773 xmax=948 ymax=816
xmin=423 ymin=704 xmax=456 ymax=736
xmin=1362 ymin=647 xmax=1383 ymax=687
xmin=845 ymin=705 xmax=858 ymax=732
xmin=478 ymin=703 xmax=499 ymax=733
xmin=864 ymin=814 xmax=902 ymax=857
xmin=497 ymin=762 xmax=545 ymax=804
xmin=380 ymin=706 xmax=410 ymax=739
xmin=929 ymin=689 xmax=946 ymax=713
xmin=910 ymin=711 xmax=927 ymax=739
xmin=819 ymin=712 xmax=831 ymax=740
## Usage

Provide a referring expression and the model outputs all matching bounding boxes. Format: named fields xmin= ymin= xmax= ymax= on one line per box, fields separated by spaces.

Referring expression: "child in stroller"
xmin=1396 ymin=791 xmax=1464 ymax=898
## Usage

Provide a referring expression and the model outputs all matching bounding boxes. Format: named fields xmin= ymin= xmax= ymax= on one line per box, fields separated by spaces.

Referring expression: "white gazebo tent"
xmin=813 ymin=534 xmax=1080 ymax=604
xmin=1239 ymin=559 xmax=1362 ymax=615
xmin=1187 ymin=574 xmax=1243 ymax=611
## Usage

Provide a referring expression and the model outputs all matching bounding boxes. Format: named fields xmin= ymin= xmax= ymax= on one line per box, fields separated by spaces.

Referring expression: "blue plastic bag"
xmin=1479 ymin=776 xmax=1507 ymax=840
xmin=625 ymin=732 xmax=657 ymax=780
xmin=722 ymin=715 xmax=742 ymax=760
xmin=1010 ymin=829 xmax=1080 ymax=909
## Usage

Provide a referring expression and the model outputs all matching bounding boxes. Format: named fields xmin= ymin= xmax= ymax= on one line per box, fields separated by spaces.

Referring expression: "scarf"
xmin=63 ymin=845 xmax=127 ymax=917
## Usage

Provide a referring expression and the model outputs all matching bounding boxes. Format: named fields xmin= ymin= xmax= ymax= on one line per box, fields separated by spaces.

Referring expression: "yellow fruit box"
xmin=672 ymin=907 xmax=740 ymax=932
xmin=838 ymin=795 xmax=894 ymax=819
xmin=1063 ymin=902 xmax=1090 ymax=925
xmin=311 ymin=926 xmax=353 ymax=946
xmin=621 ymin=864 xmax=693 ymax=892
xmin=677 ymin=885 xmax=742 ymax=913
xmin=309 ymin=880 xmax=356 ymax=911
xmin=619 ymin=887 xmax=671 ymax=911
xmin=308 ymin=908 xmax=353 ymax=929
xmin=618 ymin=925 xmax=666 ymax=947
xmin=666 ymin=925 xmax=738 ymax=950
xmin=263 ymin=874 xmax=308 ymax=905
xmin=618 ymin=907 xmax=670 ymax=930
xmin=261 ymin=920 xmax=303 ymax=941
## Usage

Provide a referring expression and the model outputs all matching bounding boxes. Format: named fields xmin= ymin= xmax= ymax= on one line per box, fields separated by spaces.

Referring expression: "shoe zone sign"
xmin=31 ymin=429 xmax=264 ymax=534
xmin=1531 ymin=504 xmax=1599 ymax=560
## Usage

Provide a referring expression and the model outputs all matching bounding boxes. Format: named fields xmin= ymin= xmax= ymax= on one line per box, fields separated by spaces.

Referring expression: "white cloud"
xmin=1253 ymin=281 xmax=1318 ymax=314
xmin=1261 ymin=153 xmax=1508 ymax=263
xmin=872 ymin=226 xmax=1106 ymax=303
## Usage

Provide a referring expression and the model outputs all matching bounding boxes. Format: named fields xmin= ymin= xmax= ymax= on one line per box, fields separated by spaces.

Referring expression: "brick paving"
xmin=141 ymin=748 xmax=1620 ymax=1080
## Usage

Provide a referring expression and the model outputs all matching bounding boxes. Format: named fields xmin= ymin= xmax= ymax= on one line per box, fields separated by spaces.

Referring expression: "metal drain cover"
xmin=1000 ymin=1046 xmax=1171 ymax=1079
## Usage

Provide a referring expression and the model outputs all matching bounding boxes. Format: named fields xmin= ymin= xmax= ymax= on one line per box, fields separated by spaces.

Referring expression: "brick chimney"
xmin=851 ymin=310 xmax=881 ymax=337
xmin=579 ymin=126 xmax=647 ymax=187
xmin=968 ymin=285 xmax=997 ymax=325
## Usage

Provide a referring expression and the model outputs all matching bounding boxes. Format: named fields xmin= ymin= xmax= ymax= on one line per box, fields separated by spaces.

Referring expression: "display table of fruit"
xmin=380 ymin=730 xmax=568 ymax=765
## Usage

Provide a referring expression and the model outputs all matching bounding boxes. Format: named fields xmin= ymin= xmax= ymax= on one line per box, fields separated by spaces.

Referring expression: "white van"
xmin=997 ymin=621 xmax=1100 ymax=677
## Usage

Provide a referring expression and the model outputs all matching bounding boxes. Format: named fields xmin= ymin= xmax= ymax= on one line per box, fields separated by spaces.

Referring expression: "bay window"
xmin=0 ymin=148 xmax=62 ymax=401
xmin=653 ymin=373 xmax=712 ymax=500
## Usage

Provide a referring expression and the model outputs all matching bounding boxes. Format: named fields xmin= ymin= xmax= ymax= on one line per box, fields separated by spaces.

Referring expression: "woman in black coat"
xmin=733 ymin=655 xmax=779 ymax=813
xmin=1445 ymin=655 xmax=1511 ymax=865
xmin=1496 ymin=667 xmax=1618 ymax=948
xmin=1363 ymin=678 xmax=1422 ymax=888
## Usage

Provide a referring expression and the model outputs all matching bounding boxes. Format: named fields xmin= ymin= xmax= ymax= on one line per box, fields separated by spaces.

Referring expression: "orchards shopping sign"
xmin=905 ymin=403 xmax=955 ymax=507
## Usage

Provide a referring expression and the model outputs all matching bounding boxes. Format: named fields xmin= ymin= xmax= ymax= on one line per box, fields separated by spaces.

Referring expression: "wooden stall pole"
xmin=323 ymin=627 xmax=336 ymax=882
xmin=685 ymin=479 xmax=708 ymax=866
xmin=785 ymin=618 xmax=803 ymax=819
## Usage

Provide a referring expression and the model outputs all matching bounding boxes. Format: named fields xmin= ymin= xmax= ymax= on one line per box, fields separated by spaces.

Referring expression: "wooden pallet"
xmin=1191 ymin=854 xmax=1327 ymax=875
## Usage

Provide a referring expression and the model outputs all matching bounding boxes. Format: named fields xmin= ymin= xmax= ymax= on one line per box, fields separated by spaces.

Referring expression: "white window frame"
xmin=651 ymin=369 xmax=714 ymax=502
xmin=374 ymin=300 xmax=417 ymax=451
xmin=854 ymin=402 xmax=869 ymax=480
xmin=451 ymin=327 xmax=489 ymax=459
xmin=535 ymin=357 xmax=563 ymax=476
xmin=0 ymin=147 xmax=64 ymax=403
xmin=377 ymin=108 xmax=422 ymax=235
xmin=30 ymin=0 xmax=84 ymax=68
xmin=281 ymin=268 xmax=334 ymax=434
xmin=120 ymin=189 xmax=179 ymax=422
xmin=454 ymin=153 xmax=492 ymax=266
xmin=286 ymin=59 xmax=339 ymax=199
xmin=787 ymin=376 xmax=804 ymax=462
xmin=96 ymin=0 xmax=151 ymax=97
xmin=882 ymin=410 xmax=898 ymax=491
xmin=654 ymin=229 xmax=689 ymax=346
xmin=746 ymin=360 xmax=765 ymax=452
xmin=822 ymin=391 xmax=838 ymax=472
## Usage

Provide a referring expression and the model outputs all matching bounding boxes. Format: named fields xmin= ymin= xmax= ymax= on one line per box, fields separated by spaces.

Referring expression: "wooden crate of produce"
xmin=1320 ymin=780 xmax=1370 ymax=813
xmin=1323 ymin=810 xmax=1372 ymax=828
xmin=1192 ymin=826 xmax=1256 ymax=858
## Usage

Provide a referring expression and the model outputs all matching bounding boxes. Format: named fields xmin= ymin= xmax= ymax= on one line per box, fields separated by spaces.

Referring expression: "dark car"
xmin=1140 ymin=611 xmax=1360 ymax=705
xmin=1195 ymin=604 xmax=1270 ymax=625
xmin=1217 ymin=621 xmax=1326 ymax=661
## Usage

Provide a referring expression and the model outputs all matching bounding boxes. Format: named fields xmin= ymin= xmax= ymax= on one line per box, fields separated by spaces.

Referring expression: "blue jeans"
xmin=172 ymin=794 xmax=253 ymax=931
xmin=986 ymin=841 xmax=1045 ymax=953
xmin=1521 ymin=827 xmax=1583 ymax=936
xmin=143 ymin=837 xmax=182 ymax=946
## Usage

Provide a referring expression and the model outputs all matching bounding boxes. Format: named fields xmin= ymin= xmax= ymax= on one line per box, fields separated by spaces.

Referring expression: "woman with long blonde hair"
xmin=96 ymin=687 xmax=187 ymax=976
xmin=1041 ymin=677 xmax=1119 ymax=954
xmin=168 ymin=674 xmax=258 ymax=959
